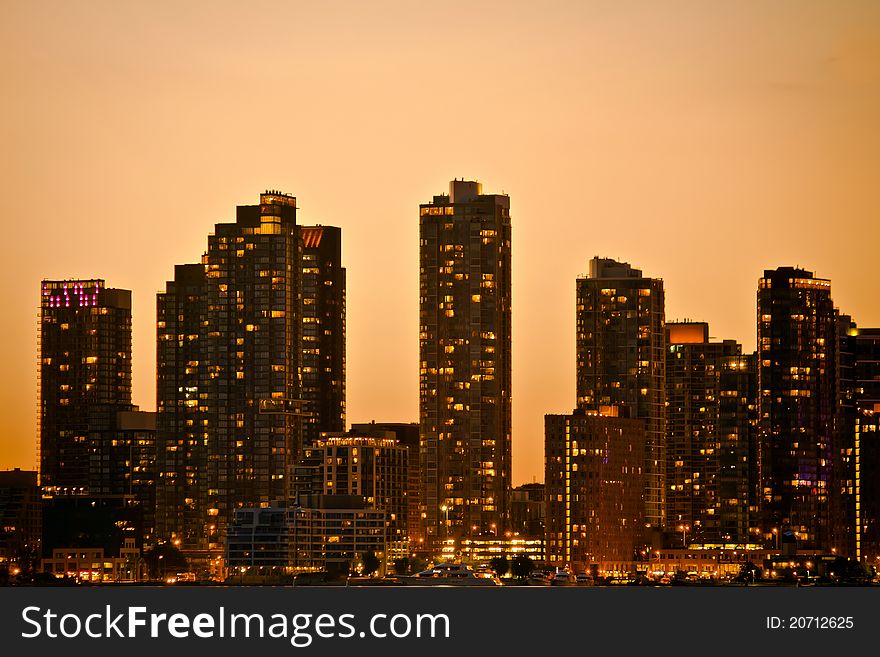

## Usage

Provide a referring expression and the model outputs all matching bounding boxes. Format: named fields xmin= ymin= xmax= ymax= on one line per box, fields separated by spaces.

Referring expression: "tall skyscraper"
xmin=419 ymin=179 xmax=512 ymax=549
xmin=575 ymin=257 xmax=666 ymax=534
xmin=757 ymin=267 xmax=837 ymax=551
xmin=155 ymin=264 xmax=207 ymax=549
xmin=854 ymin=403 xmax=880 ymax=564
xmin=39 ymin=280 xmax=133 ymax=493
xmin=300 ymin=225 xmax=346 ymax=447
xmin=157 ymin=192 xmax=303 ymax=550
xmin=835 ymin=320 xmax=880 ymax=560
xmin=666 ymin=322 xmax=757 ymax=545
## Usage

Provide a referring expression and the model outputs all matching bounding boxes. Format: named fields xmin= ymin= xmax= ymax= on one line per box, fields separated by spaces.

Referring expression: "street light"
xmin=652 ymin=551 xmax=662 ymax=579
xmin=678 ymin=524 xmax=690 ymax=548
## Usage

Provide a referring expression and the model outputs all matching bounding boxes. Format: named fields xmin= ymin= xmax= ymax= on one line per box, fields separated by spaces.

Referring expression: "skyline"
xmin=3 ymin=1 xmax=880 ymax=484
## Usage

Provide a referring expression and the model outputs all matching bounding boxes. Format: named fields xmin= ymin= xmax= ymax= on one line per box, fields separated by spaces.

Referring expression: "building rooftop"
xmin=587 ymin=257 xmax=644 ymax=279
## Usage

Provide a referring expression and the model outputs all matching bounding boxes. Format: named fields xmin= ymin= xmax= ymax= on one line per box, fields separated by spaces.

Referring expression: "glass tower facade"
xmin=575 ymin=258 xmax=666 ymax=533
xmin=293 ymin=433 xmax=409 ymax=563
xmin=157 ymin=192 xmax=302 ymax=550
xmin=545 ymin=410 xmax=644 ymax=570
xmin=419 ymin=180 xmax=512 ymax=549
xmin=836 ymin=320 xmax=880 ymax=560
xmin=666 ymin=322 xmax=758 ymax=545
xmin=39 ymin=280 xmax=133 ymax=493
xmin=300 ymin=225 xmax=346 ymax=447
xmin=757 ymin=267 xmax=837 ymax=551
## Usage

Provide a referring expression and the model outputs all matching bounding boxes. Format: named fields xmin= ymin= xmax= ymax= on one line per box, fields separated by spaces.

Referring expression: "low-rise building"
xmin=456 ymin=534 xmax=545 ymax=565
xmin=226 ymin=495 xmax=386 ymax=573
xmin=641 ymin=545 xmax=771 ymax=578
xmin=41 ymin=538 xmax=143 ymax=582
xmin=294 ymin=431 xmax=408 ymax=562
xmin=42 ymin=492 xmax=143 ymax=559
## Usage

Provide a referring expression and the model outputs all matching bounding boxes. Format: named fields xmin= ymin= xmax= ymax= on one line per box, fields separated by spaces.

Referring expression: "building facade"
xmin=666 ymin=322 xmax=757 ymax=545
xmin=226 ymin=506 xmax=293 ymax=570
xmin=457 ymin=535 xmax=544 ymax=565
xmin=836 ymin=322 xmax=880 ymax=561
xmin=41 ymin=539 xmax=142 ymax=582
xmin=855 ymin=404 xmax=880 ymax=564
xmin=301 ymin=226 xmax=346 ymax=447
xmin=226 ymin=497 xmax=386 ymax=573
xmin=0 ymin=469 xmax=41 ymax=567
xmin=545 ymin=410 xmax=644 ymax=571
xmin=757 ymin=267 xmax=837 ymax=551
xmin=419 ymin=180 xmax=512 ymax=548
xmin=351 ymin=422 xmax=421 ymax=548
xmin=575 ymin=257 xmax=666 ymax=533
xmin=41 ymin=493 xmax=143 ymax=559
xmin=293 ymin=432 xmax=409 ymax=561
xmin=510 ymin=483 xmax=545 ymax=537
xmin=157 ymin=192 xmax=303 ymax=550
xmin=155 ymin=264 xmax=208 ymax=549
xmin=39 ymin=280 xmax=133 ymax=493
xmin=88 ymin=410 xmax=157 ymax=545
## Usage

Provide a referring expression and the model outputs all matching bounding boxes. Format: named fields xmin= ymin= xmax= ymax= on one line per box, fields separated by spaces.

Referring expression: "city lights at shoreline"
xmin=0 ymin=180 xmax=877 ymax=589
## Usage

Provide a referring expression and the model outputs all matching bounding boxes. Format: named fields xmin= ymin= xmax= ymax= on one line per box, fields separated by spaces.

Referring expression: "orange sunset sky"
xmin=1 ymin=0 xmax=879 ymax=485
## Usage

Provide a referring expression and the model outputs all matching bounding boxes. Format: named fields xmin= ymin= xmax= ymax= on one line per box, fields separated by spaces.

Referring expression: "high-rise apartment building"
xmin=300 ymin=226 xmax=346 ymax=446
xmin=39 ymin=280 xmax=133 ymax=493
xmin=575 ymin=257 xmax=666 ymax=533
xmin=836 ymin=321 xmax=880 ymax=560
xmin=155 ymin=264 xmax=206 ymax=548
xmin=666 ymin=322 xmax=757 ymax=545
xmin=545 ymin=409 xmax=644 ymax=571
xmin=419 ymin=179 xmax=512 ymax=548
xmin=854 ymin=403 xmax=880 ymax=564
xmin=157 ymin=192 xmax=303 ymax=550
xmin=757 ymin=267 xmax=837 ymax=551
